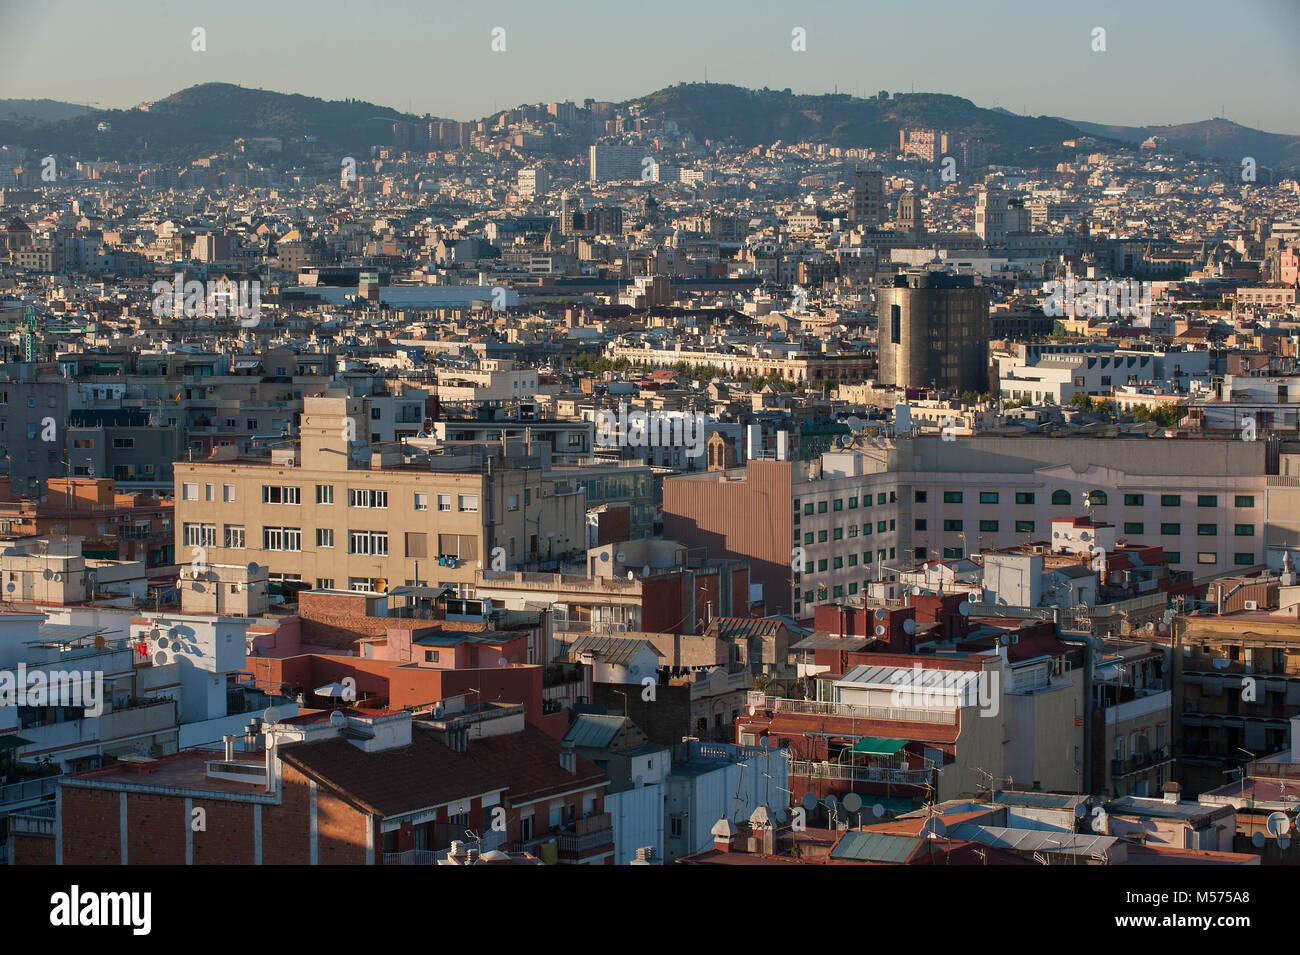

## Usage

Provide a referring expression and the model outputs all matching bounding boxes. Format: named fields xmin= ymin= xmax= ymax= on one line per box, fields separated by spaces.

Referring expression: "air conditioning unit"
xmin=1244 ymin=600 xmax=1258 ymax=611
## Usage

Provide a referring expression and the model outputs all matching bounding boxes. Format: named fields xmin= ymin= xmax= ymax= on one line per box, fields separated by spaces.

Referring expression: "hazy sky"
xmin=2 ymin=0 xmax=1298 ymax=133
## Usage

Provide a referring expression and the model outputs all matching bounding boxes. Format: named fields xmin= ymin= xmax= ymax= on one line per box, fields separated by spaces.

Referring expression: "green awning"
xmin=851 ymin=737 xmax=908 ymax=755
xmin=0 ymin=735 xmax=34 ymax=750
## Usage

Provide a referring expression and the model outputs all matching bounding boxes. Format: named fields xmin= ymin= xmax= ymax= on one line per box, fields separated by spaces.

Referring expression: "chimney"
xmin=710 ymin=817 xmax=737 ymax=853
xmin=560 ymin=741 xmax=576 ymax=774
xmin=448 ymin=726 xmax=468 ymax=753
xmin=223 ymin=734 xmax=235 ymax=761
xmin=1162 ymin=781 xmax=1182 ymax=804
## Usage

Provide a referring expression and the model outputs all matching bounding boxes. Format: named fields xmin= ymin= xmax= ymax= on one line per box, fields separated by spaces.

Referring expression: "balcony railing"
xmin=754 ymin=694 xmax=957 ymax=725
xmin=0 ymin=774 xmax=61 ymax=808
xmin=789 ymin=760 xmax=933 ymax=786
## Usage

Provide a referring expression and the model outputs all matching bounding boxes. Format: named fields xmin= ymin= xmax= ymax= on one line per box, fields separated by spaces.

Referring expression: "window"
xmin=877 ymin=493 xmax=886 ymax=505
xmin=832 ymin=527 xmax=843 ymax=541
xmin=438 ymin=494 xmax=452 ymax=511
xmin=804 ymin=532 xmax=814 ymax=545
xmin=1165 ymin=551 xmax=1180 ymax=563
xmin=1197 ymin=524 xmax=1217 ymax=536
xmin=890 ymin=304 xmax=901 ymax=344
xmin=979 ymin=520 xmax=998 ymax=532
xmin=414 ymin=492 xmax=428 ymax=511
xmin=263 ymin=527 xmax=302 ymax=551
xmin=1235 ymin=524 xmax=1255 ymax=537
xmin=348 ymin=531 xmax=389 ymax=556
xmin=979 ymin=492 xmax=998 ymax=504
xmin=183 ymin=523 xmax=216 ymax=547
xmin=847 ymin=524 xmax=859 ymax=538
xmin=915 ymin=519 xmax=927 ymax=531
xmin=817 ymin=530 xmax=828 ymax=543
xmin=316 ymin=528 xmax=334 ymax=548
xmin=1051 ymin=489 xmax=1071 ymax=505
xmin=817 ymin=559 xmax=827 ymax=572
xmin=1015 ymin=520 xmax=1035 ymax=533
xmin=223 ymin=484 xmax=236 ymax=503
xmin=944 ymin=520 xmax=963 ymax=532
xmin=914 ymin=491 xmax=927 ymax=503
xmin=315 ymin=578 xmax=334 ymax=590
xmin=1015 ymin=492 xmax=1035 ymax=505
xmin=224 ymin=525 xmax=245 ymax=548
xmin=848 ymin=554 xmax=858 ymax=566
xmin=943 ymin=491 xmax=963 ymax=504
xmin=833 ymin=499 xmax=843 ymax=511
xmin=1161 ymin=494 xmax=1181 ymax=507
xmin=1124 ymin=522 xmax=1144 ymax=535
xmin=804 ymin=503 xmax=814 ymax=516
xmin=458 ymin=494 xmax=479 ymax=512
xmin=943 ymin=546 xmax=962 ymax=559
xmin=112 ymin=438 xmax=135 ymax=450
xmin=262 ymin=485 xmax=300 ymax=505
xmin=1088 ymin=490 xmax=1107 ymax=506
xmin=425 ymin=650 xmax=440 ymax=663
xmin=316 ymin=485 xmax=334 ymax=504
xmin=73 ymin=439 xmax=94 ymax=449
xmin=348 ymin=488 xmax=388 ymax=508
xmin=182 ymin=483 xmax=198 ymax=501
xmin=877 ymin=521 xmax=887 ymax=533
xmin=832 ymin=556 xmax=843 ymax=569
xmin=1123 ymin=494 xmax=1144 ymax=506
xmin=1197 ymin=552 xmax=1217 ymax=565
xmin=848 ymin=496 xmax=858 ymax=509
xmin=507 ymin=494 xmax=519 ymax=511
xmin=405 ymin=532 xmax=428 ymax=558
xmin=1198 ymin=495 xmax=1217 ymax=507
xmin=1235 ymin=553 xmax=1255 ymax=566
xmin=818 ymin=501 xmax=828 ymax=514
xmin=1235 ymin=495 xmax=1255 ymax=508
xmin=1161 ymin=523 xmax=1180 ymax=535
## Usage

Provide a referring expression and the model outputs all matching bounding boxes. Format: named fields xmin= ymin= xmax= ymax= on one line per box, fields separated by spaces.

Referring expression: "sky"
xmin=2 ymin=0 xmax=1298 ymax=134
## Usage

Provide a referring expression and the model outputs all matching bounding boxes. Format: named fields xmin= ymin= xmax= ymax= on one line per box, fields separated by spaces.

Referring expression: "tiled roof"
xmin=278 ymin=725 xmax=605 ymax=817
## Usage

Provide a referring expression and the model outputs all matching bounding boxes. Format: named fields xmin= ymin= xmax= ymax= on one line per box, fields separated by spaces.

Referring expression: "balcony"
xmin=789 ymin=759 xmax=933 ymax=787
xmin=753 ymin=694 xmax=957 ymax=726
xmin=515 ymin=812 xmax=613 ymax=863
xmin=1110 ymin=746 xmax=1172 ymax=778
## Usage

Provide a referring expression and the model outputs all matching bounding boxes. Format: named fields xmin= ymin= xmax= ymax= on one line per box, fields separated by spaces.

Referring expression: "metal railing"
xmin=788 ymin=760 xmax=933 ymax=786
xmin=755 ymin=695 xmax=957 ymax=725
xmin=0 ymin=774 xmax=61 ymax=807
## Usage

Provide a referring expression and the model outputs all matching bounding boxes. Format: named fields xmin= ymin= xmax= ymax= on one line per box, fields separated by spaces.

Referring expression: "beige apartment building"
xmin=174 ymin=397 xmax=587 ymax=594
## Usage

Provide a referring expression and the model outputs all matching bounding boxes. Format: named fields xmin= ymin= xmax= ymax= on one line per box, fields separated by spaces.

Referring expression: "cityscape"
xmin=1 ymin=0 xmax=1299 ymax=912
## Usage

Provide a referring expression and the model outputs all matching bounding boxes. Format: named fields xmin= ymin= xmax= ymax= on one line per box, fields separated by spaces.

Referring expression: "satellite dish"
xmin=263 ymin=706 xmax=282 ymax=724
xmin=875 ymin=625 xmax=885 ymax=635
xmin=903 ymin=619 xmax=917 ymax=635
xmin=600 ymin=552 xmax=610 ymax=562
xmin=911 ymin=586 xmax=923 ymax=596
xmin=4 ymin=583 xmax=12 ymax=593
xmin=328 ymin=710 xmax=347 ymax=727
xmin=1252 ymin=831 xmax=1267 ymax=849
xmin=43 ymin=569 xmax=53 ymax=581
xmin=1145 ymin=622 xmax=1155 ymax=632
xmin=922 ymin=816 xmax=947 ymax=838
xmin=800 ymin=792 xmax=818 ymax=812
xmin=842 ymin=793 xmax=863 ymax=814
xmin=824 ymin=794 xmax=839 ymax=811
xmin=1000 ymin=633 xmax=1012 ymax=645
xmin=633 ymin=774 xmax=645 ymax=788
xmin=875 ymin=609 xmax=887 ymax=620
xmin=759 ymin=735 xmax=771 ymax=748
xmin=247 ymin=562 xmax=260 ymax=575
xmin=1281 ymin=835 xmax=1293 ymax=851
xmin=872 ymin=803 xmax=885 ymax=819
xmin=157 ymin=637 xmax=169 ymax=649
xmin=53 ymin=573 xmax=62 ymax=583
xmin=153 ymin=651 xmax=168 ymax=666
xmin=958 ymin=601 xmax=972 ymax=616
xmin=1074 ymin=802 xmax=1087 ymax=819
xmin=88 ymin=571 xmax=98 ymax=584
xmin=1266 ymin=811 xmax=1291 ymax=837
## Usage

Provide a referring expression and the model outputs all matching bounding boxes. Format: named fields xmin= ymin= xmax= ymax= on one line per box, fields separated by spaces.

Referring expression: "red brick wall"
xmin=60 ymin=786 xmax=123 ymax=863
xmin=8 ymin=832 xmax=55 ymax=865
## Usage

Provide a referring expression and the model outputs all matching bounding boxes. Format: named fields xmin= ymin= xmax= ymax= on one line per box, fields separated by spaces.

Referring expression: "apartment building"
xmin=664 ymin=436 xmax=1268 ymax=619
xmin=174 ymin=396 xmax=587 ymax=594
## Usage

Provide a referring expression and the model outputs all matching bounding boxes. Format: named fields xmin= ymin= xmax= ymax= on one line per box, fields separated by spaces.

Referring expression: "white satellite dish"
xmin=328 ymin=710 xmax=347 ymax=727
xmin=923 ymin=817 xmax=947 ymax=838
xmin=1266 ymin=811 xmax=1291 ymax=837
xmin=263 ymin=706 xmax=282 ymax=724
xmin=875 ymin=625 xmax=886 ymax=636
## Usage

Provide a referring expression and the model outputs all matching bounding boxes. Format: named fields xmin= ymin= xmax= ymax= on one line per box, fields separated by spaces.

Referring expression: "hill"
xmin=1057 ymin=116 xmax=1300 ymax=169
